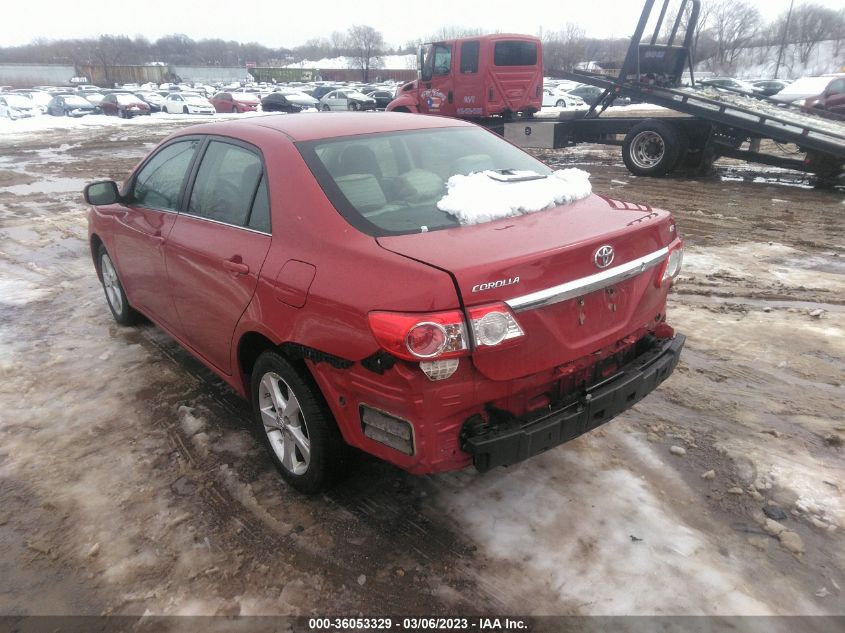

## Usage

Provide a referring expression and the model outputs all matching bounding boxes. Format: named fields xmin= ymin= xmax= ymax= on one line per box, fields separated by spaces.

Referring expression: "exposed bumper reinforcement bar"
xmin=461 ymin=334 xmax=686 ymax=472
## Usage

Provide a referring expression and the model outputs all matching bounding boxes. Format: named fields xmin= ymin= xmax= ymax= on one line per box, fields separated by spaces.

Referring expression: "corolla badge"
xmin=472 ymin=277 xmax=520 ymax=293
xmin=594 ymin=245 xmax=615 ymax=269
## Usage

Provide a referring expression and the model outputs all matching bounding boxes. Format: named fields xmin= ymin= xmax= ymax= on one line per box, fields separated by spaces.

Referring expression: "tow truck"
xmin=389 ymin=0 xmax=845 ymax=184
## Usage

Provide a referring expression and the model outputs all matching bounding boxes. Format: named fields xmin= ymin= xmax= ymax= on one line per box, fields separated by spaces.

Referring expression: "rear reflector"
xmin=361 ymin=406 xmax=414 ymax=455
xmin=420 ymin=358 xmax=459 ymax=381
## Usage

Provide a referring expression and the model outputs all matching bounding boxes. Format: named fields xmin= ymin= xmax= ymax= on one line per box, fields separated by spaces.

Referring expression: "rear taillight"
xmin=656 ymin=241 xmax=684 ymax=287
xmin=368 ymin=310 xmax=469 ymax=361
xmin=466 ymin=303 xmax=524 ymax=350
xmin=368 ymin=303 xmax=525 ymax=364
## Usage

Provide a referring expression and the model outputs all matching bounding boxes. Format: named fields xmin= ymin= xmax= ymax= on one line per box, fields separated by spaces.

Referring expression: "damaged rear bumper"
xmin=461 ymin=334 xmax=685 ymax=472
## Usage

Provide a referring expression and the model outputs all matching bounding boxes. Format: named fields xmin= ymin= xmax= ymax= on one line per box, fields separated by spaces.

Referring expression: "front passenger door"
xmin=165 ymin=139 xmax=272 ymax=373
xmin=113 ymin=138 xmax=202 ymax=330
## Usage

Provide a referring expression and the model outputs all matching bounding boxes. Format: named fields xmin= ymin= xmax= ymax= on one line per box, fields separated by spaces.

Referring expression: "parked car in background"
xmin=274 ymin=88 xmax=319 ymax=109
xmin=260 ymin=93 xmax=302 ymax=113
xmin=541 ymin=89 xmax=585 ymax=108
xmin=319 ymin=89 xmax=377 ymax=111
xmin=84 ymin=113 xmax=685 ymax=493
xmin=162 ymin=92 xmax=215 ymax=115
xmin=75 ymin=85 xmax=102 ymax=94
xmin=47 ymin=94 xmax=101 ymax=117
xmin=13 ymin=89 xmax=52 ymax=112
xmin=567 ymin=85 xmax=631 ymax=107
xmin=134 ymin=91 xmax=165 ymax=112
xmin=309 ymin=85 xmax=340 ymax=100
xmin=100 ymin=93 xmax=151 ymax=118
xmin=0 ymin=94 xmax=41 ymax=119
xmin=83 ymin=92 xmax=106 ymax=106
xmin=210 ymin=91 xmax=260 ymax=113
xmin=750 ymin=79 xmax=788 ymax=97
xmin=366 ymin=90 xmax=394 ymax=110
xmin=772 ymin=74 xmax=845 ymax=105
xmin=698 ymin=77 xmax=762 ymax=95
xmin=801 ymin=76 xmax=845 ymax=116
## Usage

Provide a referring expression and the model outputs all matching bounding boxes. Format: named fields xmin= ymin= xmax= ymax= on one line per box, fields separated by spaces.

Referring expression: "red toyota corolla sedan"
xmin=85 ymin=113 xmax=685 ymax=493
xmin=209 ymin=91 xmax=260 ymax=114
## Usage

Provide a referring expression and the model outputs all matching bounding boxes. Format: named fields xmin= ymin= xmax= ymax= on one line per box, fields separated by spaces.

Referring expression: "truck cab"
xmin=387 ymin=34 xmax=543 ymax=119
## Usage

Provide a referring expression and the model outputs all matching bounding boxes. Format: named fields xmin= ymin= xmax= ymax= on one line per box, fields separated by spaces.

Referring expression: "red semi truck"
xmin=387 ymin=34 xmax=543 ymax=118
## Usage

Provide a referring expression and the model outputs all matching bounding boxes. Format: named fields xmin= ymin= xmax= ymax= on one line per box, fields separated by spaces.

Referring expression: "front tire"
xmin=97 ymin=244 xmax=140 ymax=326
xmin=183 ymin=106 xmax=189 ymax=114
xmin=321 ymin=104 xmax=331 ymax=112
xmin=555 ymin=99 xmax=566 ymax=107
xmin=622 ymin=120 xmax=683 ymax=177
xmin=251 ymin=351 xmax=348 ymax=494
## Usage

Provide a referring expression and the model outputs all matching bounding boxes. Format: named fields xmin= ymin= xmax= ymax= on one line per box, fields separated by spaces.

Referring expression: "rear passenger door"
xmin=164 ymin=137 xmax=272 ymax=373
xmin=453 ymin=40 xmax=482 ymax=116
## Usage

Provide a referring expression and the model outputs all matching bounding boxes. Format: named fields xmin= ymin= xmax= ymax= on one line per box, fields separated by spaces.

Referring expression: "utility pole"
xmin=774 ymin=0 xmax=795 ymax=79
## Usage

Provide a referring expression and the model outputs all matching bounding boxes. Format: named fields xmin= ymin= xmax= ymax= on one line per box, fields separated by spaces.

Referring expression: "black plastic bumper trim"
xmin=462 ymin=334 xmax=686 ymax=472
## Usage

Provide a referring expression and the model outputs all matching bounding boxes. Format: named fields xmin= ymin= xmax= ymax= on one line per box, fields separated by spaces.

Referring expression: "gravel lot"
xmin=0 ymin=114 xmax=843 ymax=618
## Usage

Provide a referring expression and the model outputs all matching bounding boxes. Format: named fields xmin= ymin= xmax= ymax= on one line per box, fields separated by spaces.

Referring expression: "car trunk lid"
xmin=377 ymin=194 xmax=676 ymax=381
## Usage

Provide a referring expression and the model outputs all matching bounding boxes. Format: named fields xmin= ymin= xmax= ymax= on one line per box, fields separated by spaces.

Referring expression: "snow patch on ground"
xmin=437 ymin=169 xmax=592 ymax=225
xmin=0 ymin=278 xmax=52 ymax=306
xmin=435 ymin=440 xmax=785 ymax=615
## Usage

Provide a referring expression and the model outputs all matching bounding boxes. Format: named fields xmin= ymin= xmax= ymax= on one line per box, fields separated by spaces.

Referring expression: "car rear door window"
xmin=460 ymin=41 xmax=480 ymax=73
xmin=494 ymin=41 xmax=537 ymax=66
xmin=247 ymin=176 xmax=271 ymax=233
xmin=187 ymin=140 xmax=264 ymax=228
xmin=132 ymin=139 xmax=201 ymax=211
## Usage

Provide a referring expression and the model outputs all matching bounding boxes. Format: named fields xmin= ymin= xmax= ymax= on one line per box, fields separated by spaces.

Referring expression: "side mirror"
xmin=84 ymin=180 xmax=121 ymax=206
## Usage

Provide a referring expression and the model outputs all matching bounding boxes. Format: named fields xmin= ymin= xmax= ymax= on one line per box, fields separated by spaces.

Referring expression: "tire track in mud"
xmin=132 ymin=327 xmax=504 ymax=614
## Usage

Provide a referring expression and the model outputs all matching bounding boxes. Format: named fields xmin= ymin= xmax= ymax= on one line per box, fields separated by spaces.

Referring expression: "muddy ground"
xmin=0 ymin=116 xmax=843 ymax=621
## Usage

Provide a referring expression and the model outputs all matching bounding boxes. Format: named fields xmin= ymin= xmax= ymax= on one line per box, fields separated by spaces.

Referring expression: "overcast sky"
xmin=3 ymin=0 xmax=844 ymax=49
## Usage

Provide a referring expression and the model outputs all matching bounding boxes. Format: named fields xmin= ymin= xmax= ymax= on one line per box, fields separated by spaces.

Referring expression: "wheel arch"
xmin=90 ymin=233 xmax=104 ymax=280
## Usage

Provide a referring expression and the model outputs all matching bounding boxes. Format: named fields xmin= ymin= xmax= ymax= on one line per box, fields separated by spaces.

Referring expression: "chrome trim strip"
xmin=506 ymin=246 xmax=669 ymax=312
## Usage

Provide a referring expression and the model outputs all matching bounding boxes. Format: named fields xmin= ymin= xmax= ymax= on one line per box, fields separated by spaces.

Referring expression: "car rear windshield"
xmin=297 ymin=127 xmax=552 ymax=236
xmin=64 ymin=96 xmax=90 ymax=106
xmin=494 ymin=41 xmax=538 ymax=66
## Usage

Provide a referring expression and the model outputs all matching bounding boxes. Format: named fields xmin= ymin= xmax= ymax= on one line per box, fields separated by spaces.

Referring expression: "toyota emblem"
xmin=594 ymin=245 xmax=615 ymax=269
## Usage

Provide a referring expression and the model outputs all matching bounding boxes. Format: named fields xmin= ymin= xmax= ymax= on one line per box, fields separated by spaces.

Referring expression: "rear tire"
xmin=97 ymin=244 xmax=141 ymax=326
xmin=251 ymin=351 xmax=348 ymax=494
xmin=622 ymin=120 xmax=682 ymax=177
xmin=555 ymin=99 xmax=566 ymax=107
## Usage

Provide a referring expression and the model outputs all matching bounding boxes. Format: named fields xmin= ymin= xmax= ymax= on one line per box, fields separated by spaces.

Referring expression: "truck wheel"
xmin=392 ymin=106 xmax=410 ymax=113
xmin=622 ymin=120 xmax=683 ymax=177
xmin=251 ymin=351 xmax=348 ymax=494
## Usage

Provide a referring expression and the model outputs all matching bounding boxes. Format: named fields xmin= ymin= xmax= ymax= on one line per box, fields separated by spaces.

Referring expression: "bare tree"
xmin=347 ymin=25 xmax=384 ymax=82
xmin=542 ymin=23 xmax=586 ymax=74
xmin=707 ymin=0 xmax=762 ymax=72
xmin=833 ymin=9 xmax=845 ymax=58
xmin=430 ymin=26 xmax=487 ymax=41
xmin=92 ymin=35 xmax=131 ymax=86
xmin=329 ymin=31 xmax=348 ymax=57
xmin=788 ymin=3 xmax=839 ymax=64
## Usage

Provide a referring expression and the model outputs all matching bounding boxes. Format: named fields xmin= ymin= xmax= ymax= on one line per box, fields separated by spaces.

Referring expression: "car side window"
xmin=460 ymin=41 xmax=480 ymax=73
xmin=131 ymin=140 xmax=201 ymax=211
xmin=433 ymin=44 xmax=452 ymax=76
xmin=187 ymin=140 xmax=264 ymax=228
xmin=829 ymin=79 xmax=845 ymax=95
xmin=248 ymin=176 xmax=271 ymax=233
